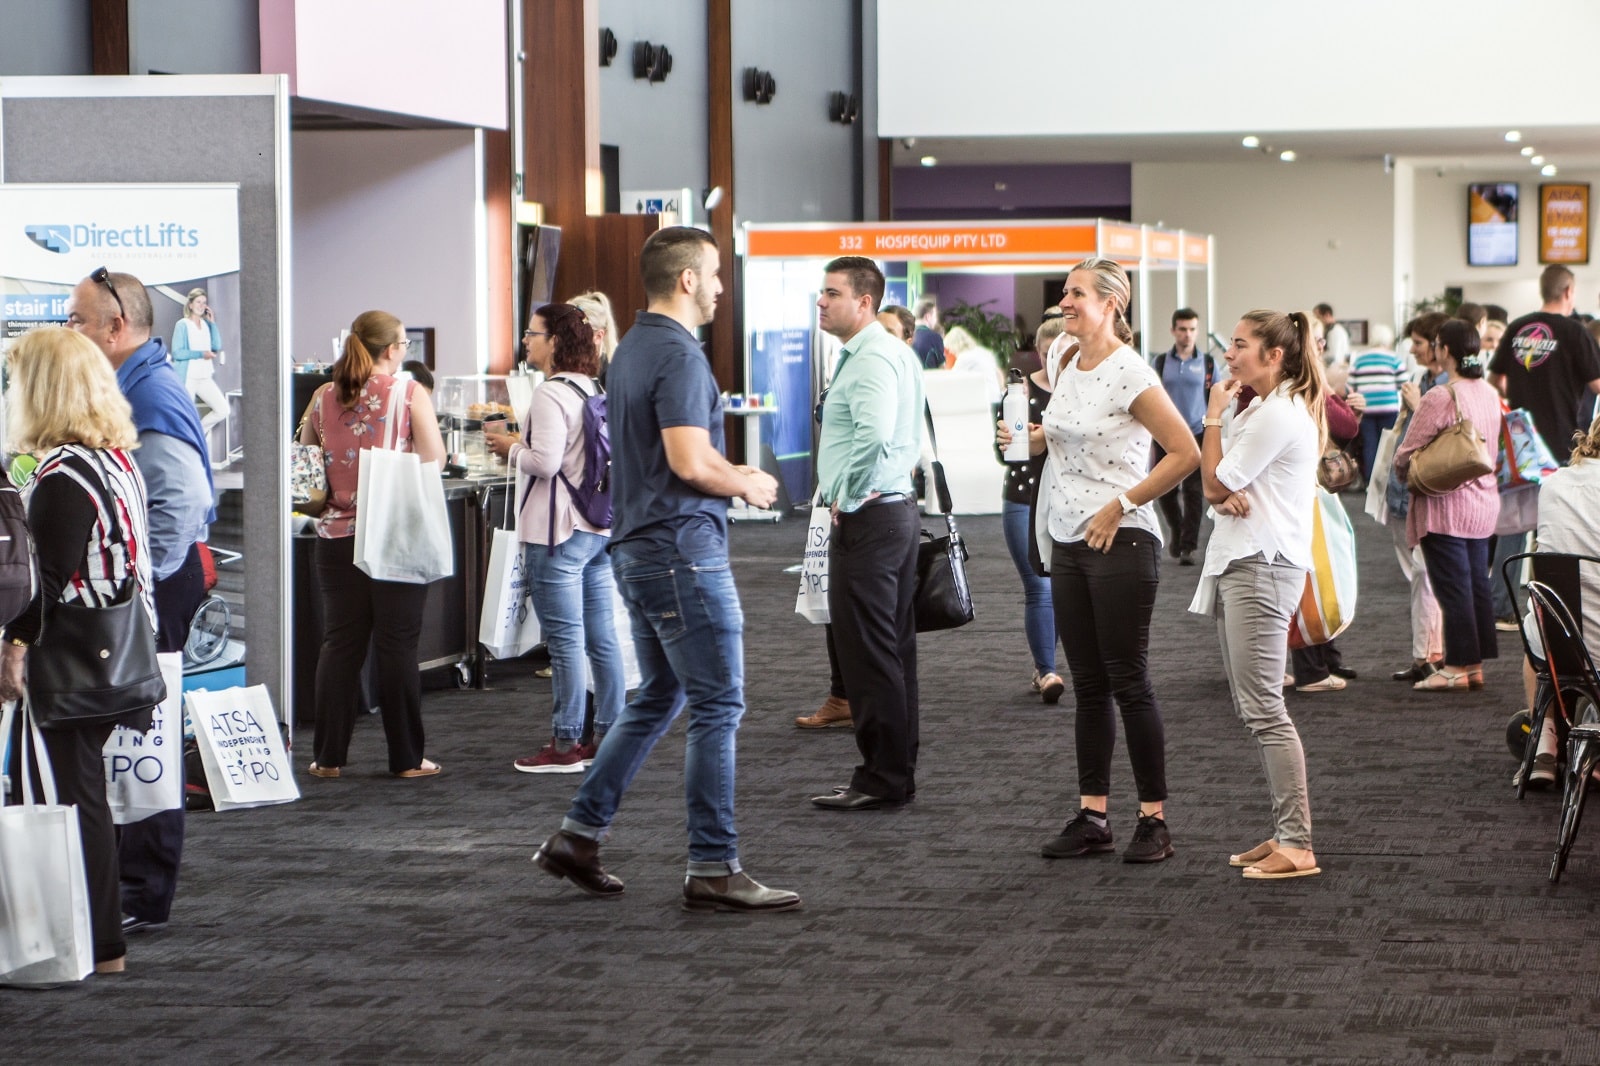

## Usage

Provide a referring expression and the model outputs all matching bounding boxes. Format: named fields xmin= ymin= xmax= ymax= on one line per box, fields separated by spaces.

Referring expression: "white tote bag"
xmin=104 ymin=652 xmax=185 ymax=825
xmin=480 ymin=525 xmax=541 ymax=660
xmin=1364 ymin=414 xmax=1406 ymax=525
xmin=353 ymin=380 xmax=454 ymax=584
xmin=185 ymin=686 xmax=300 ymax=811
xmin=0 ymin=699 xmax=94 ymax=986
xmin=793 ymin=495 xmax=831 ymax=625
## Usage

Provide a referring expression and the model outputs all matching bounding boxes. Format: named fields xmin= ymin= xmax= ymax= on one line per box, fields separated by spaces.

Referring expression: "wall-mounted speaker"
xmin=743 ymin=67 xmax=776 ymax=104
xmin=632 ymin=41 xmax=672 ymax=82
xmin=828 ymin=91 xmax=858 ymax=124
xmin=599 ymin=28 xmax=618 ymax=67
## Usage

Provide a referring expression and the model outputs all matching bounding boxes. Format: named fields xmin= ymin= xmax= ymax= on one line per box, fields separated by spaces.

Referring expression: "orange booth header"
xmin=745 ymin=223 xmax=1098 ymax=260
xmin=743 ymin=221 xmax=1209 ymax=266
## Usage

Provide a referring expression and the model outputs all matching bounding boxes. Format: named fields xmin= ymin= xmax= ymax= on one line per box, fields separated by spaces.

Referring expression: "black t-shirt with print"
xmin=1489 ymin=311 xmax=1600 ymax=463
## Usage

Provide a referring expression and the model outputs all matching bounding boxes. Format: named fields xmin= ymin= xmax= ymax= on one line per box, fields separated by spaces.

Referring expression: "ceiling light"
xmin=919 ymin=155 xmax=937 ymax=167
xmin=1279 ymin=150 xmax=1296 ymax=162
xmin=1521 ymin=146 xmax=1535 ymax=157
xmin=1505 ymin=130 xmax=1523 ymax=143
xmin=1531 ymin=155 xmax=1545 ymax=165
xmin=1241 ymin=135 xmax=1260 ymax=148
xmin=1543 ymin=164 xmax=1558 ymax=176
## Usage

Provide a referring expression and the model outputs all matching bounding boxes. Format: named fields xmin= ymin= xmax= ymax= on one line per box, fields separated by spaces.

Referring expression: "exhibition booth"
xmin=738 ymin=219 xmax=1216 ymax=514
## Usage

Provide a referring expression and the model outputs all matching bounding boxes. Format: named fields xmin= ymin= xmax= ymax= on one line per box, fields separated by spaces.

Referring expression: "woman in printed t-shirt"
xmin=1000 ymin=257 xmax=1199 ymax=866
xmin=298 ymin=310 xmax=447 ymax=780
xmin=1191 ymin=309 xmax=1326 ymax=880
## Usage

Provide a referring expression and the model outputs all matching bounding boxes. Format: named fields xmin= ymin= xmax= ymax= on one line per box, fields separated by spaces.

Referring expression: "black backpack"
xmin=0 ymin=483 xmax=38 ymax=629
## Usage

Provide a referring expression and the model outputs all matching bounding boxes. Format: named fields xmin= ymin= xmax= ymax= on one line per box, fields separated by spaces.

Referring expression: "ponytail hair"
xmin=1240 ymin=309 xmax=1328 ymax=449
xmin=1571 ymin=418 xmax=1600 ymax=464
xmin=334 ymin=309 xmax=404 ymax=408
xmin=1068 ymin=257 xmax=1134 ymax=347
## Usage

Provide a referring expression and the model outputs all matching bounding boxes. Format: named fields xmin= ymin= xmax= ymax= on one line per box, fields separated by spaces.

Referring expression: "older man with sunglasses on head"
xmin=64 ymin=268 xmax=215 ymax=938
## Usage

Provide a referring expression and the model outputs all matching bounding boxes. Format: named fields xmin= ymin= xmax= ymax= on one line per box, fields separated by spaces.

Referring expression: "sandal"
xmin=1033 ymin=672 xmax=1065 ymax=704
xmin=1228 ymin=840 xmax=1279 ymax=868
xmin=1469 ymin=671 xmax=1485 ymax=691
xmin=1295 ymin=675 xmax=1347 ymax=692
xmin=307 ymin=763 xmax=341 ymax=778
xmin=1242 ymin=850 xmax=1321 ymax=880
xmin=396 ymin=759 xmax=441 ymax=779
xmin=1414 ymin=670 xmax=1472 ymax=692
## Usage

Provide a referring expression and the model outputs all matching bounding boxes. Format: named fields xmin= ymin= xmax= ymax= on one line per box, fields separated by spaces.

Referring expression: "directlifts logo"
xmin=24 ymin=221 xmax=199 ymax=255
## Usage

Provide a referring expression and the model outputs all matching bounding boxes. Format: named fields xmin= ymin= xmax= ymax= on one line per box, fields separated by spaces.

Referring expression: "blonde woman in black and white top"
xmin=1192 ymin=310 xmax=1326 ymax=881
xmin=1001 ymin=257 xmax=1199 ymax=865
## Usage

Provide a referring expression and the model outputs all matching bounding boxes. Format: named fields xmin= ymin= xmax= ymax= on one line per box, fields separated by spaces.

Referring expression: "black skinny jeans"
xmin=1050 ymin=530 xmax=1168 ymax=802
xmin=312 ymin=536 xmax=429 ymax=773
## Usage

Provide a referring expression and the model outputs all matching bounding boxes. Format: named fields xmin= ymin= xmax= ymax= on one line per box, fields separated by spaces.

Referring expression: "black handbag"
xmin=914 ymin=406 xmax=974 ymax=633
xmin=27 ymin=454 xmax=165 ymax=728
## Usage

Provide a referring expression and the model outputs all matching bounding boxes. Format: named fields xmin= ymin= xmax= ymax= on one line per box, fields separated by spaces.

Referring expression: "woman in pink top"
xmin=1394 ymin=319 xmax=1501 ymax=691
xmin=299 ymin=310 xmax=446 ymax=778
xmin=487 ymin=304 xmax=623 ymax=773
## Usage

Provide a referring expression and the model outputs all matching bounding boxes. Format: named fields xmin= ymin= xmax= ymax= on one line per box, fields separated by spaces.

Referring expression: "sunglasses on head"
xmin=91 ymin=266 xmax=125 ymax=319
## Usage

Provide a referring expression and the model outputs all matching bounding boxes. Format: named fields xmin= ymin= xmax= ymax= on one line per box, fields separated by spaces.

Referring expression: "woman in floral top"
xmin=298 ymin=310 xmax=446 ymax=779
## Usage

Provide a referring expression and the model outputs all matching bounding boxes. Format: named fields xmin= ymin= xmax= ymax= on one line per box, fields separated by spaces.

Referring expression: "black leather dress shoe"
xmin=811 ymin=787 xmax=904 ymax=811
xmin=1330 ymin=666 xmax=1358 ymax=680
xmin=534 ymin=830 xmax=624 ymax=897
xmin=1391 ymin=661 xmax=1437 ymax=682
xmin=121 ymin=915 xmax=167 ymax=935
xmin=683 ymin=871 xmax=801 ymax=912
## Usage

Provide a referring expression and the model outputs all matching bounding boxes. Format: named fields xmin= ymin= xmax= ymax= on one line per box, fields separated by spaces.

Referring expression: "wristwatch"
xmin=1118 ymin=493 xmax=1137 ymax=515
xmin=1202 ymin=416 xmax=1224 ymax=429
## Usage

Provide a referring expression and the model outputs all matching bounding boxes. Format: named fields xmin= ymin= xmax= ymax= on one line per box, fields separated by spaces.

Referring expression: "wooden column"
xmin=707 ymin=0 xmax=737 ymax=393
xmin=90 ymin=0 xmax=129 ymax=75
xmin=483 ymin=128 xmax=515 ymax=372
xmin=517 ymin=0 xmax=659 ymax=337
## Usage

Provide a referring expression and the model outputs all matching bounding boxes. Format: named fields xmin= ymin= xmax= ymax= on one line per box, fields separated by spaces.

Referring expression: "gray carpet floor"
xmin=8 ymin=499 xmax=1600 ymax=1065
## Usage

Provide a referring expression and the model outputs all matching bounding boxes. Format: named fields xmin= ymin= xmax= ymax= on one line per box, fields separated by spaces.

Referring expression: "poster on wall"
xmin=749 ymin=327 xmax=814 ymax=506
xmin=1467 ymin=182 xmax=1519 ymax=267
xmin=1540 ymin=183 xmax=1590 ymax=265
xmin=0 ymin=183 xmax=245 ymax=683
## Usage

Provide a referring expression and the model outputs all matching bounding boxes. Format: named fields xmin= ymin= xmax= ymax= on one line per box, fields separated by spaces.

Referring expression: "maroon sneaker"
xmin=514 ymin=743 xmax=584 ymax=774
xmin=574 ymin=739 xmax=603 ymax=768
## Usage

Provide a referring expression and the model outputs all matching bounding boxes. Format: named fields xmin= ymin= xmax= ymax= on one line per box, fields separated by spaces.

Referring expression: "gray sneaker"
xmin=1041 ymin=810 xmax=1115 ymax=858
xmin=1528 ymin=752 xmax=1558 ymax=790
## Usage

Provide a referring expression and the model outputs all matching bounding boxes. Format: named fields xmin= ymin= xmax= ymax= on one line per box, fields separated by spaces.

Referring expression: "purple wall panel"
xmin=926 ymin=273 xmax=1016 ymax=321
xmin=893 ymin=162 xmax=1131 ymax=216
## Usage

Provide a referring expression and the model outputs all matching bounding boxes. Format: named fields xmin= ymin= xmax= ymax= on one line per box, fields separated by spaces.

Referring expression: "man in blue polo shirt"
xmin=533 ymin=226 xmax=799 ymax=914
xmin=1151 ymin=308 xmax=1212 ymax=565
xmin=65 ymin=268 xmax=215 ymax=937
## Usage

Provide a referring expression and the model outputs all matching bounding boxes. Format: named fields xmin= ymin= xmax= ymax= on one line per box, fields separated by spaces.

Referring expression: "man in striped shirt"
xmin=1347 ymin=324 xmax=1406 ymax=481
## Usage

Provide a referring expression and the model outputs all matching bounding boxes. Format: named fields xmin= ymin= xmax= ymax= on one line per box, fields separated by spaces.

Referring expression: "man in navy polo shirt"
xmin=533 ymin=227 xmax=800 ymax=914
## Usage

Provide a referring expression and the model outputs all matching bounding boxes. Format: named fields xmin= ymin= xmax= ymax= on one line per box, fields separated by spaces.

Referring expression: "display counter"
xmin=291 ymin=474 xmax=513 ymax=720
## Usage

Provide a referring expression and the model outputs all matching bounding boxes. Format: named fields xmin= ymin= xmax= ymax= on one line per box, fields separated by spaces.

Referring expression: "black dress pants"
xmin=119 ymin=542 xmax=206 ymax=924
xmin=36 ymin=720 xmax=123 ymax=964
xmin=1154 ymin=433 xmax=1205 ymax=555
xmin=312 ymin=536 xmax=428 ymax=774
xmin=827 ymin=498 xmax=920 ymax=800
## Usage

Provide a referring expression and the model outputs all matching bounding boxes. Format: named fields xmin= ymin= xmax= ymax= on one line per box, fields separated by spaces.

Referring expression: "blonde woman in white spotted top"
xmin=1001 ymin=257 xmax=1198 ymax=866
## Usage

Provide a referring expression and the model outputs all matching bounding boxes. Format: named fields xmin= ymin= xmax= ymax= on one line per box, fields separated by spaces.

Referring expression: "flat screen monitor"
xmin=1468 ymin=182 xmax=1519 ymax=267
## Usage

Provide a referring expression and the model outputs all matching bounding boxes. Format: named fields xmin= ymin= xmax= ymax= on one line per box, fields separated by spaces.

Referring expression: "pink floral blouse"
xmin=309 ymin=374 xmax=414 ymax=539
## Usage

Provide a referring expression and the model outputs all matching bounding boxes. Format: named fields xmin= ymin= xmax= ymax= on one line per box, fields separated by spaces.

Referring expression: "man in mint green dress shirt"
xmin=809 ymin=256 xmax=926 ymax=811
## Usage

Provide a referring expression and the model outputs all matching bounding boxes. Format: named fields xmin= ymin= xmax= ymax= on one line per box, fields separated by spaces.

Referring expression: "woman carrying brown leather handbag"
xmin=1393 ymin=319 xmax=1502 ymax=692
